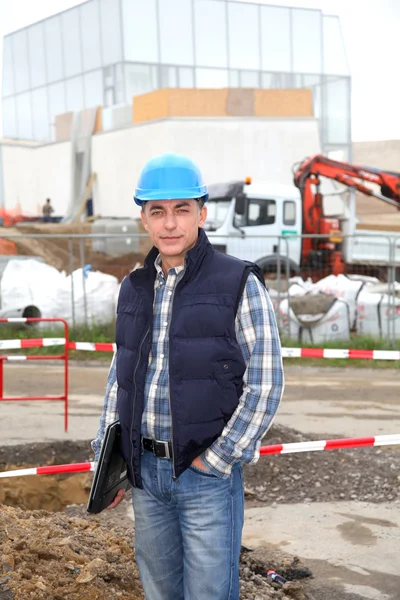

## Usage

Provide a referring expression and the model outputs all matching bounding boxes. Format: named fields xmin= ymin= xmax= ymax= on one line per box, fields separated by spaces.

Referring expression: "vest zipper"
xmin=166 ymin=289 xmax=178 ymax=482
xmin=130 ymin=327 xmax=150 ymax=486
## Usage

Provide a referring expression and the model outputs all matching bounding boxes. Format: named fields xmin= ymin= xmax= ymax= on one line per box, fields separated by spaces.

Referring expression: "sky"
xmin=0 ymin=0 xmax=399 ymax=142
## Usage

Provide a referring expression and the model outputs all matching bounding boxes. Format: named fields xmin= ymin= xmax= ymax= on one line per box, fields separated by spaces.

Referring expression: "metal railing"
xmin=0 ymin=230 xmax=399 ymax=342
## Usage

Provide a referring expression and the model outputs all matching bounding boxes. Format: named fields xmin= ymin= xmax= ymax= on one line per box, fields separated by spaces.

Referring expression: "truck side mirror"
xmin=235 ymin=195 xmax=246 ymax=215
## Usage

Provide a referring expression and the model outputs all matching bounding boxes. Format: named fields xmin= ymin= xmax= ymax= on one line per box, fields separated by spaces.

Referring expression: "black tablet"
xmin=87 ymin=420 xmax=131 ymax=514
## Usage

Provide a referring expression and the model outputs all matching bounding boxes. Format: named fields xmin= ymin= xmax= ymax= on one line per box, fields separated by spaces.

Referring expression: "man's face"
xmin=140 ymin=199 xmax=207 ymax=260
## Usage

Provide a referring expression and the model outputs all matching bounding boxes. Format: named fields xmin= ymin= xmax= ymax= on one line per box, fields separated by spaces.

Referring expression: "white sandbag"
xmin=279 ymin=293 xmax=351 ymax=342
xmin=313 ymin=274 xmax=368 ymax=330
xmin=54 ymin=268 xmax=119 ymax=325
xmin=0 ymin=258 xmax=63 ymax=318
xmin=357 ymin=284 xmax=400 ymax=338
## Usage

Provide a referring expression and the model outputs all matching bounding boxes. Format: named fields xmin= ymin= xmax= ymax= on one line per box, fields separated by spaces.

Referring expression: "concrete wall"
xmin=0 ymin=116 xmax=322 ymax=220
xmin=1 ymin=141 xmax=72 ymax=217
xmin=353 ymin=140 xmax=400 ymax=217
xmin=92 ymin=116 xmax=321 ymax=219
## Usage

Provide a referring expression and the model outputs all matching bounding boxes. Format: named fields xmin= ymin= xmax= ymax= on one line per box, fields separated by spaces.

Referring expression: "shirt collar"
xmin=154 ymin=254 xmax=185 ymax=278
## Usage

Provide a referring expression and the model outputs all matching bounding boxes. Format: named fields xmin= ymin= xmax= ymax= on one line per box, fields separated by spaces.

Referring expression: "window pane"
xmin=160 ymin=66 xmax=178 ymax=88
xmin=248 ymin=199 xmax=276 ymax=226
xmin=13 ymin=30 xmax=30 ymax=92
xmin=261 ymin=72 xmax=292 ymax=89
xmin=2 ymin=37 xmax=15 ymax=96
xmin=16 ymin=93 xmax=33 ymax=139
xmin=261 ymin=6 xmax=291 ymax=72
xmin=228 ymin=2 xmax=260 ymax=70
xmin=179 ymin=67 xmax=194 ymax=87
xmin=194 ymin=0 xmax=227 ymax=68
xmin=48 ymin=81 xmax=66 ymax=139
xmin=159 ymin=0 xmax=194 ymax=66
xmin=229 ymin=70 xmax=239 ymax=87
xmin=115 ymin=63 xmax=125 ymax=104
xmin=84 ymin=70 xmax=103 ymax=107
xmin=2 ymin=98 xmax=17 ymax=138
xmin=122 ymin=0 xmax=158 ymax=62
xmin=125 ymin=64 xmax=154 ymax=101
xmin=100 ymin=0 xmax=122 ymax=65
xmin=66 ymin=76 xmax=84 ymax=112
xmin=80 ymin=1 xmax=102 ymax=71
xmin=323 ymin=76 xmax=350 ymax=145
xmin=304 ymin=74 xmax=322 ymax=120
xmin=32 ymin=87 xmax=49 ymax=140
xmin=44 ymin=16 xmax=64 ymax=83
xmin=196 ymin=68 xmax=228 ymax=88
xmin=28 ymin=23 xmax=47 ymax=88
xmin=323 ymin=16 xmax=349 ymax=75
xmin=62 ymin=9 xmax=82 ymax=77
xmin=292 ymin=9 xmax=322 ymax=74
xmin=283 ymin=201 xmax=296 ymax=226
xmin=240 ymin=70 xmax=259 ymax=88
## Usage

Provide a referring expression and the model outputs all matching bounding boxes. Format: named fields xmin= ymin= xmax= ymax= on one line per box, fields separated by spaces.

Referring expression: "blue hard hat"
xmin=134 ymin=153 xmax=208 ymax=206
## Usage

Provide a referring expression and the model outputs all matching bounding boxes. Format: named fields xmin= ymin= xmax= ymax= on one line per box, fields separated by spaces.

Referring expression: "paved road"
xmin=1 ymin=363 xmax=399 ymax=445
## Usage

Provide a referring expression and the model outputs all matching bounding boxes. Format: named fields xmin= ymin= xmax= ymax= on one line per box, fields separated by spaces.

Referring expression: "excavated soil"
xmin=6 ymin=223 xmax=150 ymax=281
xmin=1 ymin=424 xmax=399 ymax=599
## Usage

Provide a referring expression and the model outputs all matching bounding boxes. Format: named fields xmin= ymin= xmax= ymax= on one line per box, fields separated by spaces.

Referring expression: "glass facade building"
xmin=1 ymin=0 xmax=351 ymax=156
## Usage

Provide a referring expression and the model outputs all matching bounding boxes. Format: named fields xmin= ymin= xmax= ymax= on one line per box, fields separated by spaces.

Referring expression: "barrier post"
xmin=64 ymin=319 xmax=69 ymax=432
xmin=0 ymin=318 xmax=69 ymax=432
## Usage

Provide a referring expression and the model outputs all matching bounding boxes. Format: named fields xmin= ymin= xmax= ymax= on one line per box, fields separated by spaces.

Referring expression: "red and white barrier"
xmin=0 ymin=462 xmax=95 ymax=479
xmin=68 ymin=341 xmax=116 ymax=352
xmin=259 ymin=433 xmax=400 ymax=455
xmin=0 ymin=336 xmax=399 ymax=360
xmin=1 ymin=433 xmax=399 ymax=479
xmin=282 ymin=347 xmax=400 ymax=360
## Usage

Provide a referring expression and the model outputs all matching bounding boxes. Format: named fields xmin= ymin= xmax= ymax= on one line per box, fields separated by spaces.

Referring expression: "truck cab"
xmin=204 ymin=180 xmax=302 ymax=272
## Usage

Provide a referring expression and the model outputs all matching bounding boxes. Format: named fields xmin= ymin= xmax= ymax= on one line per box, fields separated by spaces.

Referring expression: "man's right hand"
xmin=107 ymin=488 xmax=126 ymax=510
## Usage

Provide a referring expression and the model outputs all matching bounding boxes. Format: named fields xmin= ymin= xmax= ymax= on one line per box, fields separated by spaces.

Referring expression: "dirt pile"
xmin=0 ymin=505 xmax=311 ymax=600
xmin=6 ymin=223 xmax=147 ymax=281
xmin=0 ymin=505 xmax=143 ymax=600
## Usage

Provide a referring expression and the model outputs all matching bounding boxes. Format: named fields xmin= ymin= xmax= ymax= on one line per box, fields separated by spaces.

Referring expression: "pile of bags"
xmin=0 ymin=259 xmax=119 ymax=326
xmin=274 ymin=273 xmax=400 ymax=342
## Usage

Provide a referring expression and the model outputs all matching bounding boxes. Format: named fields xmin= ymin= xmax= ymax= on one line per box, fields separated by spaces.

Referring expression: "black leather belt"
xmin=142 ymin=437 xmax=172 ymax=459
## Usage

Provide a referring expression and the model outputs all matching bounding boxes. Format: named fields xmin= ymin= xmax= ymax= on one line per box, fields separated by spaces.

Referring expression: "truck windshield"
xmin=204 ymin=200 xmax=231 ymax=231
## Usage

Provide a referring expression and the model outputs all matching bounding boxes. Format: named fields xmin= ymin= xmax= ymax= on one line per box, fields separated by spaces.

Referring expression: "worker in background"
xmin=42 ymin=198 xmax=54 ymax=223
xmin=92 ymin=153 xmax=284 ymax=600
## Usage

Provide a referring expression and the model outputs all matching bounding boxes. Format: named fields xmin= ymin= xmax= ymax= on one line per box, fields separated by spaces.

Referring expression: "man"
xmin=92 ymin=153 xmax=284 ymax=600
xmin=42 ymin=198 xmax=54 ymax=223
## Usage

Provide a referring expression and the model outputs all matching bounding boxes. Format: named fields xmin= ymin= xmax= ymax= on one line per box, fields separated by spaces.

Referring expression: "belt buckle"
xmin=154 ymin=439 xmax=170 ymax=459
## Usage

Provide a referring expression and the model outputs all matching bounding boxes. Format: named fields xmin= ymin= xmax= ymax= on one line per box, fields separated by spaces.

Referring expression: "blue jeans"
xmin=132 ymin=448 xmax=244 ymax=600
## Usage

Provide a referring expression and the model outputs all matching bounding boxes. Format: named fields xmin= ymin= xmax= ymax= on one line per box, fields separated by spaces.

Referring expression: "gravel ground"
xmin=1 ymin=423 xmax=399 ymax=599
xmin=244 ymin=424 xmax=400 ymax=506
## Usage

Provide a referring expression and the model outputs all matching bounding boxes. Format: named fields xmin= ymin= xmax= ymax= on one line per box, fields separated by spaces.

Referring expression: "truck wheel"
xmin=256 ymin=256 xmax=300 ymax=278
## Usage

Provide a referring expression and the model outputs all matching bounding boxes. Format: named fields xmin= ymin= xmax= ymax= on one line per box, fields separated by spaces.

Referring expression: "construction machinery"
xmin=204 ymin=155 xmax=400 ymax=278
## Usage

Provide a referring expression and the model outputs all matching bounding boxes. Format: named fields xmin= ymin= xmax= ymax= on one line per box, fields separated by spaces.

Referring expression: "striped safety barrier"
xmin=0 ymin=337 xmax=399 ymax=360
xmin=1 ymin=433 xmax=399 ymax=479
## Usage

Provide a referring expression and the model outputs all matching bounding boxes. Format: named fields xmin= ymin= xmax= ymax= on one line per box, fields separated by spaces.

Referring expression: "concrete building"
xmin=1 ymin=0 xmax=351 ymax=158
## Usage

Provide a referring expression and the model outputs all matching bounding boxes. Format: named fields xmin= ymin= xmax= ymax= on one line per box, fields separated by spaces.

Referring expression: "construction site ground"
xmin=1 ymin=364 xmax=400 ymax=599
xmin=5 ymin=222 xmax=151 ymax=282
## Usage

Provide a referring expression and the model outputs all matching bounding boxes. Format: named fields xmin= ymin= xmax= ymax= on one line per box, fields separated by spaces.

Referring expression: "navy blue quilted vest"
xmin=116 ymin=228 xmax=261 ymax=488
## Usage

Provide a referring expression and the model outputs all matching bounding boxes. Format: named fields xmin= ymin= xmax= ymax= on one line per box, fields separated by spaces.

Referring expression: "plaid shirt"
xmin=92 ymin=256 xmax=284 ymax=478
